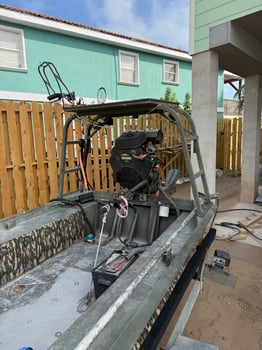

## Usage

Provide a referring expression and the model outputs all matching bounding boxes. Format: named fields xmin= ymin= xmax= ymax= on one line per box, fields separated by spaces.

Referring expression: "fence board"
xmin=113 ymin=117 xmax=120 ymax=192
xmin=6 ymin=101 xmax=27 ymax=213
xmin=43 ymin=102 xmax=59 ymax=199
xmin=216 ymin=118 xmax=242 ymax=171
xmin=0 ymin=102 xmax=16 ymax=217
xmin=216 ymin=118 xmax=225 ymax=169
xmin=65 ymin=111 xmax=77 ymax=192
xmin=54 ymin=103 xmax=68 ymax=194
xmin=84 ymin=120 xmax=94 ymax=190
xmin=106 ymin=125 xmax=114 ymax=192
xmin=92 ymin=132 xmax=101 ymax=190
xmin=20 ymin=101 xmax=39 ymax=209
xmin=225 ymin=119 xmax=231 ymax=170
xmin=32 ymin=102 xmax=50 ymax=205
xmin=231 ymin=118 xmax=237 ymax=170
xmin=99 ymin=128 xmax=108 ymax=192
xmin=0 ymin=186 xmax=3 ymax=219
xmin=237 ymin=118 xmax=243 ymax=170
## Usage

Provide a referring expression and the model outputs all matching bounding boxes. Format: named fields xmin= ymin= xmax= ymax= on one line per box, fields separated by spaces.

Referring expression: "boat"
xmin=0 ymin=63 xmax=217 ymax=350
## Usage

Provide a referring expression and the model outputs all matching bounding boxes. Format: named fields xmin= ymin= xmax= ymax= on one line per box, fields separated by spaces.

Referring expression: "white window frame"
xmin=119 ymin=50 xmax=139 ymax=86
xmin=0 ymin=25 xmax=27 ymax=72
xmin=163 ymin=59 xmax=179 ymax=85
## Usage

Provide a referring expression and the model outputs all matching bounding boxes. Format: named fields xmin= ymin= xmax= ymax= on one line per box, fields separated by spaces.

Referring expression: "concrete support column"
xmin=241 ymin=75 xmax=262 ymax=203
xmin=191 ymin=50 xmax=219 ymax=195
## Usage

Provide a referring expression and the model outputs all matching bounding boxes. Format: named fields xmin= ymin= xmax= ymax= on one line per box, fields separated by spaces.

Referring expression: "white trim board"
xmin=0 ymin=90 xmax=98 ymax=104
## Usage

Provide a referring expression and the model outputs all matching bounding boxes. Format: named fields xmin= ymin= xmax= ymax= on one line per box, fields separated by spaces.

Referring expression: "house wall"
xmin=191 ymin=0 xmax=262 ymax=54
xmin=0 ymin=21 xmax=192 ymax=104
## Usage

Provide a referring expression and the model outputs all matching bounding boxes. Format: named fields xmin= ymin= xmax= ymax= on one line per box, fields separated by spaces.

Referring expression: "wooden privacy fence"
xmin=216 ymin=117 xmax=243 ymax=172
xmin=0 ymin=101 xmax=190 ymax=219
xmin=0 ymin=100 xmax=244 ymax=219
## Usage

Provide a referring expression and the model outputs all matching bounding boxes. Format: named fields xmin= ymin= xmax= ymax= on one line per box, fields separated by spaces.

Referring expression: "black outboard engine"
xmin=109 ymin=129 xmax=163 ymax=193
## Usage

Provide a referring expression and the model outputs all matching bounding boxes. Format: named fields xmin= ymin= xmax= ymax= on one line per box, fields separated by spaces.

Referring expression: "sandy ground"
xmin=162 ymin=173 xmax=262 ymax=350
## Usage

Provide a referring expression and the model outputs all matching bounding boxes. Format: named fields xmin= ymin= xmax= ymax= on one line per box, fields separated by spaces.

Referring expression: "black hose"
xmin=218 ymin=208 xmax=261 ymax=213
xmin=215 ymin=221 xmax=262 ymax=241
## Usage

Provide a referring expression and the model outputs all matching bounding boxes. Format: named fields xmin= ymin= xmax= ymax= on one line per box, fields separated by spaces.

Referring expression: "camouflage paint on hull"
xmin=0 ymin=211 xmax=86 ymax=286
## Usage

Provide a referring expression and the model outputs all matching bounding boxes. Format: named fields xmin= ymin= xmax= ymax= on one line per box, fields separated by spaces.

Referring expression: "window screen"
xmin=0 ymin=26 xmax=27 ymax=71
xmin=163 ymin=60 xmax=179 ymax=84
xmin=119 ymin=51 xmax=139 ymax=85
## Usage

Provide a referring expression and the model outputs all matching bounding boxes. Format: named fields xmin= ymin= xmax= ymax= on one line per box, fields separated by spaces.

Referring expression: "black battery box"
xmin=92 ymin=250 xmax=139 ymax=298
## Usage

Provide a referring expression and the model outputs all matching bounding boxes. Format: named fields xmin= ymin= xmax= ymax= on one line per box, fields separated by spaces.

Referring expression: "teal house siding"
xmin=191 ymin=0 xmax=262 ymax=54
xmin=0 ymin=4 xmax=222 ymax=115
xmin=116 ymin=52 xmax=192 ymax=102
xmin=0 ymin=22 xmax=119 ymax=99
xmin=0 ymin=5 xmax=193 ymax=105
xmin=0 ymin=20 xmax=192 ymax=104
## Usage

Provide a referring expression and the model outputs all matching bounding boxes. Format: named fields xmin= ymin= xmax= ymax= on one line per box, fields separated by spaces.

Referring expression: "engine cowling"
xmin=109 ymin=130 xmax=162 ymax=193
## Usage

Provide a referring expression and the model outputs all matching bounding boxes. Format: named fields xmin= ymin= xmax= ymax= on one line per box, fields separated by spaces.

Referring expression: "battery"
xmin=92 ymin=251 xmax=139 ymax=298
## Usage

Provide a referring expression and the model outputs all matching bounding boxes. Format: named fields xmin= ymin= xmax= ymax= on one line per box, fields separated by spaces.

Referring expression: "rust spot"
xmin=12 ymin=284 xmax=26 ymax=292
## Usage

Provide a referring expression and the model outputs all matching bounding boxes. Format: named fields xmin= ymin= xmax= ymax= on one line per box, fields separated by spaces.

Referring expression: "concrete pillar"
xmin=241 ymin=75 xmax=262 ymax=203
xmin=191 ymin=50 xmax=219 ymax=195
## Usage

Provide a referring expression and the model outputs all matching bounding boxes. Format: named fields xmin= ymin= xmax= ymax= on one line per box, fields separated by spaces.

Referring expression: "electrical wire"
xmin=50 ymin=197 xmax=94 ymax=235
xmin=217 ymin=208 xmax=261 ymax=213
xmin=78 ymin=146 xmax=88 ymax=190
xmin=116 ymin=194 xmax=128 ymax=218
xmin=93 ymin=205 xmax=110 ymax=268
xmin=249 ymin=231 xmax=262 ymax=241
xmin=214 ymin=208 xmax=262 ymax=241
xmin=87 ymin=204 xmax=111 ymax=302
xmin=215 ymin=221 xmax=262 ymax=241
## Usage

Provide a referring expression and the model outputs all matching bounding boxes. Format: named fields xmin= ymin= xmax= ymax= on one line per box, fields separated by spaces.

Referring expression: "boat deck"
xmin=0 ymin=241 xmax=117 ymax=349
xmin=0 ymin=191 xmax=216 ymax=349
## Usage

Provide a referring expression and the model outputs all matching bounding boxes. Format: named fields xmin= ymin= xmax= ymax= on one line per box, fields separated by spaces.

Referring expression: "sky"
xmin=1 ymin=0 xmax=236 ymax=98
xmin=1 ymin=0 xmax=190 ymax=50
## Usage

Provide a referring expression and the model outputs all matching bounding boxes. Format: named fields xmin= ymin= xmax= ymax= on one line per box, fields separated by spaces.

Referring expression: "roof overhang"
xmin=224 ymin=70 xmax=242 ymax=84
xmin=209 ymin=10 xmax=262 ymax=77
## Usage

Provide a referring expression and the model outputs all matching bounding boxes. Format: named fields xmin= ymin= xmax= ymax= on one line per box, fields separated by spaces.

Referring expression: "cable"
xmin=116 ymin=217 xmax=128 ymax=247
xmin=214 ymin=206 xmax=262 ymax=240
xmin=215 ymin=221 xmax=262 ymax=241
xmin=87 ymin=204 xmax=111 ymax=302
xmin=93 ymin=205 xmax=110 ymax=267
xmin=250 ymin=231 xmax=262 ymax=241
xmin=50 ymin=197 xmax=94 ymax=235
xmin=217 ymin=208 xmax=261 ymax=213
xmin=78 ymin=146 xmax=88 ymax=190
xmin=215 ymin=222 xmax=240 ymax=236
xmin=116 ymin=194 xmax=128 ymax=218
xmin=78 ymin=138 xmax=93 ymax=191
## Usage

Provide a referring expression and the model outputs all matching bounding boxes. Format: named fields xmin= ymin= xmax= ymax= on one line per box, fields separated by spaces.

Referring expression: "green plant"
xmin=183 ymin=91 xmax=192 ymax=115
xmin=234 ymin=83 xmax=244 ymax=115
xmin=160 ymin=87 xmax=179 ymax=103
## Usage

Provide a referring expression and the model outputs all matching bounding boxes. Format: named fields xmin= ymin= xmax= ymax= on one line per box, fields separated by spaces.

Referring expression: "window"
xmin=0 ymin=25 xmax=27 ymax=71
xmin=119 ymin=51 xmax=139 ymax=85
xmin=163 ymin=60 xmax=179 ymax=84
